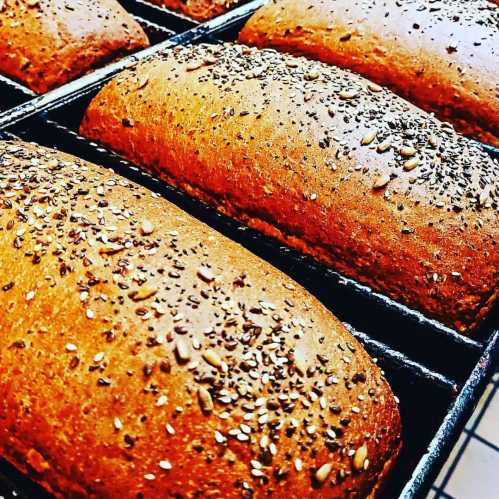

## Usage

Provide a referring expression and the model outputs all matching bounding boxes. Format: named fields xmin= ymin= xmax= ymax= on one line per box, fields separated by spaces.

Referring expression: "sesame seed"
xmin=65 ymin=343 xmax=77 ymax=352
xmin=339 ymin=88 xmax=358 ymax=100
xmin=251 ymin=469 xmax=265 ymax=478
xmin=403 ymin=157 xmax=420 ymax=171
xmin=215 ymin=431 xmax=226 ymax=444
xmin=159 ymin=460 xmax=172 ymax=470
xmin=361 ymin=129 xmax=377 ymax=146
xmin=260 ymin=435 xmax=269 ymax=448
xmin=93 ymin=352 xmax=105 ymax=363
xmin=304 ymin=68 xmax=320 ymax=81
xmin=128 ymin=287 xmax=158 ymax=302
xmin=367 ymin=82 xmax=383 ymax=92
xmin=400 ymin=146 xmax=417 ymax=157
xmin=377 ymin=140 xmax=392 ymax=153
xmin=293 ymin=351 xmax=306 ymax=376
xmin=251 ymin=460 xmax=262 ymax=470
xmin=156 ymin=395 xmax=168 ymax=407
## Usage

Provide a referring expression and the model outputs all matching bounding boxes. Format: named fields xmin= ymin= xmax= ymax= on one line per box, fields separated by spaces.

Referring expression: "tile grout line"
xmin=464 ymin=431 xmax=499 ymax=453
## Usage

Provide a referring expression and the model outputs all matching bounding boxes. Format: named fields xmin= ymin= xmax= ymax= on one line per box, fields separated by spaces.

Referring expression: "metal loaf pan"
xmin=0 ymin=7 xmax=185 ymax=114
xmin=0 ymin=2 xmax=498 ymax=498
xmin=0 ymin=0 xmax=261 ymax=115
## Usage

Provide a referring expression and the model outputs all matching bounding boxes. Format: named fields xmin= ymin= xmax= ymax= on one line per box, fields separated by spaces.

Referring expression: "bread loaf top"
xmin=0 ymin=0 xmax=149 ymax=93
xmin=145 ymin=0 xmax=241 ymax=21
xmin=80 ymin=43 xmax=498 ymax=334
xmin=239 ymin=0 xmax=499 ymax=146
xmin=0 ymin=140 xmax=400 ymax=498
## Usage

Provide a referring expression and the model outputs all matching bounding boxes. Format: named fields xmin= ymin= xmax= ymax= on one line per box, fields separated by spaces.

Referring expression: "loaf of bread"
xmin=80 ymin=44 xmax=499 ymax=334
xmin=0 ymin=0 xmax=149 ymax=93
xmin=0 ymin=140 xmax=400 ymax=497
xmin=145 ymin=0 xmax=241 ymax=21
xmin=239 ymin=0 xmax=499 ymax=147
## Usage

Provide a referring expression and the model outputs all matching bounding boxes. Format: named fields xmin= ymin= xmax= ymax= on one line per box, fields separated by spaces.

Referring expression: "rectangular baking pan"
xmin=0 ymin=0 xmax=259 ymax=115
xmin=0 ymin=2 xmax=498 ymax=498
xmin=119 ymin=0 xmax=255 ymax=25
xmin=120 ymin=0 xmax=197 ymax=30
xmin=0 ymin=0 xmax=267 ymax=123
xmin=0 ymin=116 xmax=497 ymax=499
xmin=0 ymin=12 xmax=179 ymax=114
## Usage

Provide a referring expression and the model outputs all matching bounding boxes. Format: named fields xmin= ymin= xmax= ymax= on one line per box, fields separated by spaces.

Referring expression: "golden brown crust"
xmin=239 ymin=0 xmax=499 ymax=147
xmin=0 ymin=0 xmax=149 ymax=93
xmin=80 ymin=44 xmax=499 ymax=335
xmin=145 ymin=0 xmax=242 ymax=21
xmin=0 ymin=140 xmax=400 ymax=498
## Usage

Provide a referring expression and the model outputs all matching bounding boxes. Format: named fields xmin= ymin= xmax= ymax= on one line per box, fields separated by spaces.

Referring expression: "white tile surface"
xmin=432 ymin=432 xmax=468 ymax=489
xmin=475 ymin=388 xmax=499 ymax=447
xmin=445 ymin=437 xmax=499 ymax=499
xmin=465 ymin=382 xmax=496 ymax=431
xmin=428 ymin=374 xmax=498 ymax=499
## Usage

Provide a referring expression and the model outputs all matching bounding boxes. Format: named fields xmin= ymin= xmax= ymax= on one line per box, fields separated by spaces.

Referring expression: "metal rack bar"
xmin=400 ymin=329 xmax=499 ymax=499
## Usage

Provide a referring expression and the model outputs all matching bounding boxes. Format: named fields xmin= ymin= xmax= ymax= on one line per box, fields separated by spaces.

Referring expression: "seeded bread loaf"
xmin=0 ymin=0 xmax=149 ymax=93
xmin=239 ymin=0 xmax=499 ymax=147
xmin=0 ymin=140 xmax=400 ymax=497
xmin=144 ymin=0 xmax=241 ymax=21
xmin=80 ymin=44 xmax=499 ymax=334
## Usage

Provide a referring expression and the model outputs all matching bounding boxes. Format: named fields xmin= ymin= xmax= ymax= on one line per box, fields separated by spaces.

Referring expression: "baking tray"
xmin=0 ymin=2 xmax=498 ymax=498
xmin=0 ymin=0 xmax=268 ymax=129
xmin=119 ymin=0 xmax=254 ymax=26
xmin=0 ymin=12 xmax=178 ymax=114
xmin=120 ymin=0 xmax=197 ymax=30
xmin=0 ymin=0 xmax=262 ymax=116
xmin=0 ymin=114 xmax=497 ymax=499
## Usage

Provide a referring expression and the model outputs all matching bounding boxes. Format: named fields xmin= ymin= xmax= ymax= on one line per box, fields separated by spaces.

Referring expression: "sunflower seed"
xmin=373 ymin=173 xmax=391 ymax=189
xmin=175 ymin=338 xmax=191 ymax=362
xmin=140 ymin=219 xmax=155 ymax=236
xmin=203 ymin=349 xmax=223 ymax=368
xmin=353 ymin=445 xmax=368 ymax=471
xmin=315 ymin=462 xmax=333 ymax=483
xmin=198 ymin=387 xmax=214 ymax=413
xmin=361 ymin=129 xmax=377 ymax=146
xmin=400 ymin=146 xmax=417 ymax=157
xmin=403 ymin=158 xmax=420 ymax=171
xmin=128 ymin=287 xmax=158 ymax=302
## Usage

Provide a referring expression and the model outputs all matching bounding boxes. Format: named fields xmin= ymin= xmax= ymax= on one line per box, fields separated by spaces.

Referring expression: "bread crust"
xmin=239 ymin=0 xmax=499 ymax=147
xmin=144 ymin=0 xmax=242 ymax=21
xmin=0 ymin=0 xmax=149 ymax=93
xmin=80 ymin=44 xmax=499 ymax=335
xmin=0 ymin=140 xmax=400 ymax=497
